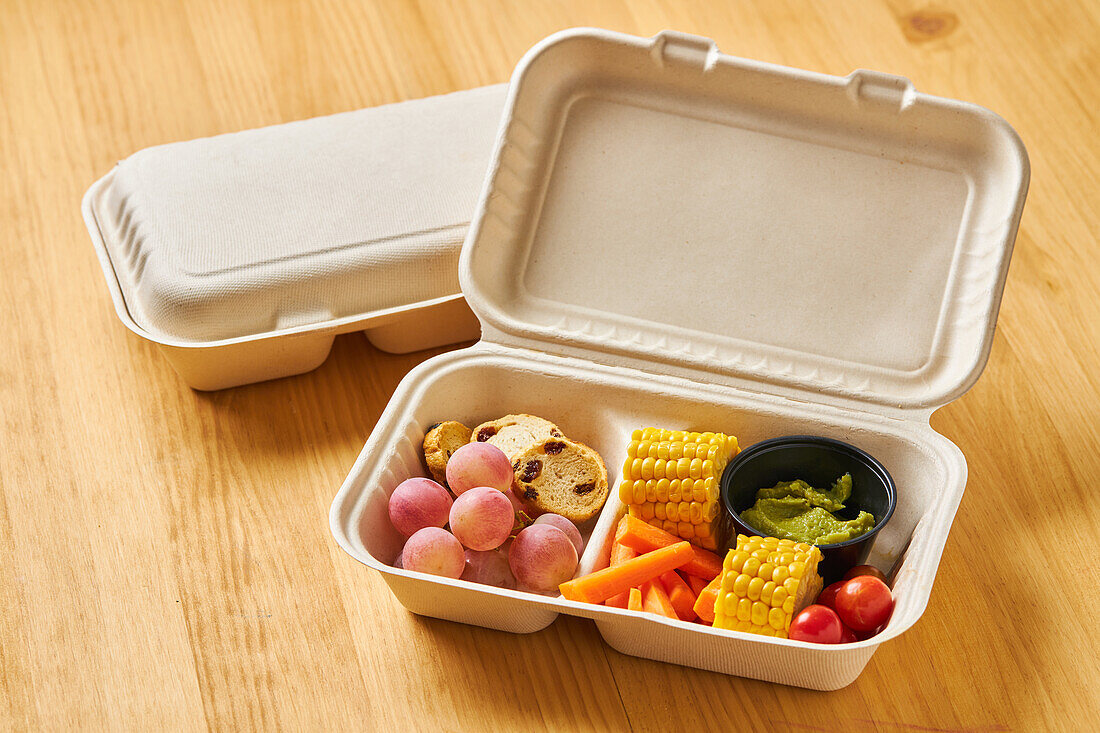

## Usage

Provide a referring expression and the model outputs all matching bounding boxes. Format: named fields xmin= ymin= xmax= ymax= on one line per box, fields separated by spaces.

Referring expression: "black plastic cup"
xmin=720 ymin=435 xmax=896 ymax=584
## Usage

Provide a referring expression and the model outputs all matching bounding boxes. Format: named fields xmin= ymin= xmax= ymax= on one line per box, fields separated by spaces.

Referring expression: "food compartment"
xmin=331 ymin=345 xmax=963 ymax=685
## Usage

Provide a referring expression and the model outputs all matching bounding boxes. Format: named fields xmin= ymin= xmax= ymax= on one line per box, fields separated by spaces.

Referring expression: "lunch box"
xmin=329 ymin=28 xmax=1028 ymax=689
xmin=82 ymin=84 xmax=507 ymax=390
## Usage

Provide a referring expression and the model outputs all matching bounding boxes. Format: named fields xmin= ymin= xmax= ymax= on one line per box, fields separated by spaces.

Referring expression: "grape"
xmin=449 ymin=487 xmax=514 ymax=551
xmin=400 ymin=527 xmax=464 ymax=578
xmin=532 ymin=514 xmax=583 ymax=555
xmin=504 ymin=488 xmax=532 ymax=531
xmin=461 ymin=548 xmax=516 ymax=589
xmin=388 ymin=477 xmax=453 ymax=537
xmin=445 ymin=442 xmax=513 ymax=495
xmin=509 ymin=524 xmax=578 ymax=592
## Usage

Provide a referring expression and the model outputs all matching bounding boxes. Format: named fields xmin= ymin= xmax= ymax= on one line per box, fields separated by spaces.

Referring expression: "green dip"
xmin=739 ymin=473 xmax=876 ymax=545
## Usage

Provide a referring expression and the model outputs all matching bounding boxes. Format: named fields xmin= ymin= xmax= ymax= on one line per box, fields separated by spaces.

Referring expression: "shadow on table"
xmin=186 ymin=333 xmax=470 ymax=459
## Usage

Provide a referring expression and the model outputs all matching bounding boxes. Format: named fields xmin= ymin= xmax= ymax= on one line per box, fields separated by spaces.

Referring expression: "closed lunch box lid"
xmin=461 ymin=29 xmax=1029 ymax=411
xmin=85 ymin=84 xmax=507 ymax=346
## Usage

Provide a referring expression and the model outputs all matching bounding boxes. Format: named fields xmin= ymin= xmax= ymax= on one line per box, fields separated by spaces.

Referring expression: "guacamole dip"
xmin=739 ymin=473 xmax=876 ymax=545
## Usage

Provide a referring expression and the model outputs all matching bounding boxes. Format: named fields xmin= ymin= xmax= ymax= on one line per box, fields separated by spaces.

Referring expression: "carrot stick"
xmin=659 ymin=570 xmax=698 ymax=621
xmin=641 ymin=580 xmax=678 ymax=619
xmin=603 ymin=542 xmax=639 ymax=608
xmin=614 ymin=515 xmax=725 ymax=580
xmin=559 ymin=541 xmax=694 ymax=604
xmin=693 ymin=574 xmax=723 ymax=624
xmin=685 ymin=573 xmax=709 ymax=597
xmin=627 ymin=587 xmax=643 ymax=612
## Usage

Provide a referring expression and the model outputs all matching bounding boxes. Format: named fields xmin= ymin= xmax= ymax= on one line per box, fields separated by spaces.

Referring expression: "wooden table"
xmin=2 ymin=1 xmax=1097 ymax=729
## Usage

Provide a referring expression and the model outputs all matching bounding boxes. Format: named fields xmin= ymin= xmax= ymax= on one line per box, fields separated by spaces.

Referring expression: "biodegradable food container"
xmin=329 ymin=28 xmax=1028 ymax=689
xmin=82 ymin=84 xmax=507 ymax=390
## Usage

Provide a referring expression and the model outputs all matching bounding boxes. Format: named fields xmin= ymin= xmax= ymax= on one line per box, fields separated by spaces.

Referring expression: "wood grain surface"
xmin=2 ymin=0 xmax=1098 ymax=730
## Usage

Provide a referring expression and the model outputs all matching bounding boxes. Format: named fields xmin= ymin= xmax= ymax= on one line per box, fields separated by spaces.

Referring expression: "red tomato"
xmin=839 ymin=624 xmax=857 ymax=644
xmin=816 ymin=580 xmax=846 ymax=611
xmin=835 ymin=576 xmax=894 ymax=631
xmin=788 ymin=604 xmax=843 ymax=644
xmin=855 ymin=624 xmax=884 ymax=641
xmin=842 ymin=565 xmax=888 ymax=584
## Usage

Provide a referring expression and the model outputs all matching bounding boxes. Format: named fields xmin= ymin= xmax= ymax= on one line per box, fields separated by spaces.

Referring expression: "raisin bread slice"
xmin=512 ymin=437 xmax=609 ymax=524
xmin=422 ymin=421 xmax=472 ymax=485
xmin=470 ymin=414 xmax=563 ymax=461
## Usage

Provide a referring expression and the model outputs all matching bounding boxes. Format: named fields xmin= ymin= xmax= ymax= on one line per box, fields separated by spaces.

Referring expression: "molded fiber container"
xmin=82 ymin=84 xmax=507 ymax=390
xmin=330 ymin=28 xmax=1028 ymax=689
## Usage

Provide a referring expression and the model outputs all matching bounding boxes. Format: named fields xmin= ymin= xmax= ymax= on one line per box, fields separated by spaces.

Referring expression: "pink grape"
xmin=445 ymin=442 xmax=513 ymax=495
xmin=461 ymin=548 xmax=516 ymax=589
xmin=532 ymin=514 xmax=583 ymax=555
xmin=509 ymin=524 xmax=578 ymax=592
xmin=401 ymin=527 xmax=464 ymax=578
xmin=449 ymin=487 xmax=514 ymax=551
xmin=504 ymin=488 xmax=532 ymax=531
xmin=388 ymin=477 xmax=453 ymax=537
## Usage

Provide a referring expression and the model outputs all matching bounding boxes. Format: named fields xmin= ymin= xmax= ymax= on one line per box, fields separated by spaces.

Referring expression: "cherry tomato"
xmin=835 ymin=576 xmax=894 ymax=631
xmin=816 ymin=580 xmax=846 ymax=611
xmin=788 ymin=604 xmax=843 ymax=644
xmin=842 ymin=565 xmax=888 ymax=584
xmin=839 ymin=624 xmax=857 ymax=643
xmin=855 ymin=624 xmax=885 ymax=641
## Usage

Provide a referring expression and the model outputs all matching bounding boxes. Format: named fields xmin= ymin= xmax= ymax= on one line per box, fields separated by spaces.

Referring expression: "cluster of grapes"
xmin=389 ymin=442 xmax=582 ymax=592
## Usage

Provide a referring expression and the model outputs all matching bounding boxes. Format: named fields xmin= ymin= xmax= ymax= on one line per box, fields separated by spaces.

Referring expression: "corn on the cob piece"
xmin=618 ymin=428 xmax=739 ymax=550
xmin=712 ymin=534 xmax=824 ymax=638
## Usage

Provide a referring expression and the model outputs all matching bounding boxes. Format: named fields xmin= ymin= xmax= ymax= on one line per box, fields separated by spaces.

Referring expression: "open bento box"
xmin=82 ymin=84 xmax=507 ymax=390
xmin=329 ymin=28 xmax=1028 ymax=689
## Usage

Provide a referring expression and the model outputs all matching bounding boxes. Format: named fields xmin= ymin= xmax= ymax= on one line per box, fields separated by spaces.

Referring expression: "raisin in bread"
xmin=470 ymin=414 xmax=563 ymax=461
xmin=512 ymin=437 xmax=609 ymax=523
xmin=422 ymin=421 xmax=473 ymax=485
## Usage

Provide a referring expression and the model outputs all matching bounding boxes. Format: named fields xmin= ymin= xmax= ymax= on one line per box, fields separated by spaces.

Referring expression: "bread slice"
xmin=422 ymin=421 xmax=472 ymax=485
xmin=511 ymin=437 xmax=609 ymax=524
xmin=470 ymin=414 xmax=563 ymax=461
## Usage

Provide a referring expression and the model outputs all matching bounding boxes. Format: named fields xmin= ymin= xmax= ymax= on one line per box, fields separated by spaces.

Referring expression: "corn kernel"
xmin=768 ymin=607 xmax=786 ymax=630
